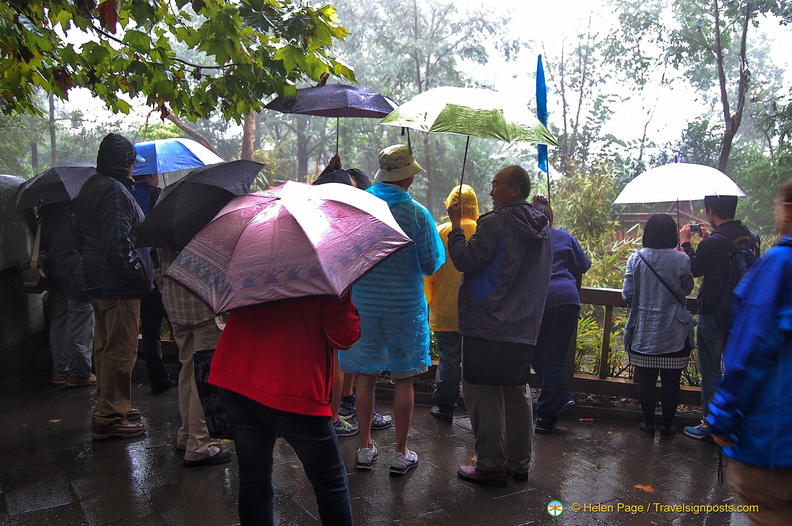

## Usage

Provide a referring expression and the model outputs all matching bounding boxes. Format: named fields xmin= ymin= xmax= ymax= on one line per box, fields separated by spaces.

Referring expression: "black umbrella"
xmin=14 ymin=163 xmax=96 ymax=210
xmin=135 ymin=160 xmax=263 ymax=251
xmin=265 ymin=83 xmax=398 ymax=153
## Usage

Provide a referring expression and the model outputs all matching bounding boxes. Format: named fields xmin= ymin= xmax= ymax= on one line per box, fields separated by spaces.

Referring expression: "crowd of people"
xmin=26 ymin=133 xmax=791 ymax=525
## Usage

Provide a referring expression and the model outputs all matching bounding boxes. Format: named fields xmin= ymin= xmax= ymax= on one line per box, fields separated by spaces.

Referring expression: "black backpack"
xmin=709 ymin=230 xmax=759 ymax=332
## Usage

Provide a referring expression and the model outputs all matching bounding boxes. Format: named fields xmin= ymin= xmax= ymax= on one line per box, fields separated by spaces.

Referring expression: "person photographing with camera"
xmin=679 ymin=195 xmax=759 ymax=442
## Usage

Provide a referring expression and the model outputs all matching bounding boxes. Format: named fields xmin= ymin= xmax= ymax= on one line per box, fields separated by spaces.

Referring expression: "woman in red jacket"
xmin=210 ymin=292 xmax=361 ymax=526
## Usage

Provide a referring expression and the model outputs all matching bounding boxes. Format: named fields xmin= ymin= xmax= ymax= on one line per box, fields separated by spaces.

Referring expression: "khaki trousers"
xmin=171 ymin=318 xmax=222 ymax=461
xmin=729 ymin=461 xmax=792 ymax=526
xmin=463 ymin=380 xmax=533 ymax=473
xmin=90 ymin=298 xmax=140 ymax=425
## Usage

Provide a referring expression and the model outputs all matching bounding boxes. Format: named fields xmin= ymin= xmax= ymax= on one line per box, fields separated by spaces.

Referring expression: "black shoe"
xmin=507 ymin=468 xmax=529 ymax=481
xmin=430 ymin=405 xmax=453 ymax=422
xmin=558 ymin=400 xmax=576 ymax=415
xmin=184 ymin=450 xmax=232 ymax=467
xmin=151 ymin=378 xmax=177 ymax=395
xmin=660 ymin=426 xmax=677 ymax=437
xmin=638 ymin=422 xmax=656 ymax=434
xmin=534 ymin=418 xmax=554 ymax=434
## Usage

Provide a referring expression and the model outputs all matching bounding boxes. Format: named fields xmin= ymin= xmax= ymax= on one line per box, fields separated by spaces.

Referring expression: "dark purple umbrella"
xmin=14 ymin=163 xmax=96 ymax=210
xmin=264 ymin=84 xmax=398 ymax=153
xmin=135 ymin=160 xmax=263 ymax=251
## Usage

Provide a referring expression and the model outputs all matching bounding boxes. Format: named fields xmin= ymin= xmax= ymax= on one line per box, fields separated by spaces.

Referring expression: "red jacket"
xmin=209 ymin=294 xmax=361 ymax=417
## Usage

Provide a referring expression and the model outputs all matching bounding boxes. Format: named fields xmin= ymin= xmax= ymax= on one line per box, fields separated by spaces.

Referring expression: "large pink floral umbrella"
xmin=165 ymin=180 xmax=412 ymax=312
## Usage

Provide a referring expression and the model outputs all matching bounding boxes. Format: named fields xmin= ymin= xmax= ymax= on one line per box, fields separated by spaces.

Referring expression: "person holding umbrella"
xmin=340 ymin=144 xmax=445 ymax=476
xmin=448 ymin=165 xmax=552 ymax=486
xmin=424 ymin=184 xmax=480 ymax=423
xmin=140 ymin=161 xmax=261 ymax=466
xmin=40 ymin=200 xmax=95 ymax=387
xmin=158 ymin=247 xmax=232 ymax=467
xmin=209 ymin=293 xmax=361 ymax=525
xmin=14 ymin=164 xmax=97 ymax=387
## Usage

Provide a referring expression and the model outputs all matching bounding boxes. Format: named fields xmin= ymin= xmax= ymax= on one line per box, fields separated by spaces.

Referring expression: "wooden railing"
xmin=527 ymin=286 xmax=702 ymax=406
xmin=153 ymin=286 xmax=704 ymax=406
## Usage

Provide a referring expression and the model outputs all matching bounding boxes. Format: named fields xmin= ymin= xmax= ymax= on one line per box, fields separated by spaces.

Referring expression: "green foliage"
xmin=134 ymin=123 xmax=183 ymax=142
xmin=728 ymin=140 xmax=790 ymax=240
xmin=545 ymin=22 xmax=620 ymax=178
xmin=550 ymin=161 xmax=642 ymax=290
xmin=574 ymin=309 xmax=629 ymax=378
xmin=0 ymin=111 xmax=45 ymax=177
xmin=604 ymin=0 xmax=670 ymax=88
xmin=250 ymin=141 xmax=295 ymax=190
xmin=656 ymin=118 xmax=723 ymax=167
xmin=667 ymin=0 xmax=788 ymax=93
xmin=574 ymin=315 xmax=602 ymax=375
xmin=1 ymin=0 xmax=354 ymax=122
xmin=257 ymin=0 xmax=527 ymax=216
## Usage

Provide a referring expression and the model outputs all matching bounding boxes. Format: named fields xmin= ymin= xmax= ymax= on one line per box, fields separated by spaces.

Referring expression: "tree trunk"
xmin=165 ymin=113 xmax=221 ymax=155
xmin=241 ymin=111 xmax=256 ymax=160
xmin=296 ymin=116 xmax=310 ymax=182
xmin=558 ymin=43 xmax=571 ymax=175
xmin=49 ymin=94 xmax=57 ymax=166
xmin=715 ymin=1 xmax=751 ymax=172
xmin=254 ymin=112 xmax=262 ymax=152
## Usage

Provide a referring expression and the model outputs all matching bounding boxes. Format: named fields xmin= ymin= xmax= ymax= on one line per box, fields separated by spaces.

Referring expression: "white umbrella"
xmin=614 ymin=163 xmax=746 ymax=204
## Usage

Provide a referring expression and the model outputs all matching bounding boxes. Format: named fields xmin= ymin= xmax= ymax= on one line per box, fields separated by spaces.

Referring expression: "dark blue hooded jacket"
xmin=73 ymin=133 xmax=152 ymax=299
xmin=448 ymin=200 xmax=552 ymax=345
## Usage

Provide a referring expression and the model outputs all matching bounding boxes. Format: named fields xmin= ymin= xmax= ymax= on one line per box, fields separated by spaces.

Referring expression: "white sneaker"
xmin=356 ymin=441 xmax=379 ymax=470
xmin=389 ymin=449 xmax=419 ymax=475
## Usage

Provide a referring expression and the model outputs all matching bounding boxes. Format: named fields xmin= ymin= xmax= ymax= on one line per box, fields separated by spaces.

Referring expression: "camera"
xmin=689 ymin=223 xmax=701 ymax=233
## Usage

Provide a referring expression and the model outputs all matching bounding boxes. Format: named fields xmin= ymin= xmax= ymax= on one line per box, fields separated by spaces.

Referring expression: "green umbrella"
xmin=380 ymin=86 xmax=558 ymax=187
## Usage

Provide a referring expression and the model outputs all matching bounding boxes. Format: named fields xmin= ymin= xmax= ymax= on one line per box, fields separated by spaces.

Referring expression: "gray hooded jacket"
xmin=448 ymin=201 xmax=552 ymax=345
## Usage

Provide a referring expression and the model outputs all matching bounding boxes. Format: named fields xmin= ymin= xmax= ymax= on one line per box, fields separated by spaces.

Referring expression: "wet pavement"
xmin=0 ymin=361 xmax=750 ymax=526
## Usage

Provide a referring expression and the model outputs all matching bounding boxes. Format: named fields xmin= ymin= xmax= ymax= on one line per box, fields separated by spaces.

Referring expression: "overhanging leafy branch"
xmin=1 ymin=0 xmax=355 ymax=122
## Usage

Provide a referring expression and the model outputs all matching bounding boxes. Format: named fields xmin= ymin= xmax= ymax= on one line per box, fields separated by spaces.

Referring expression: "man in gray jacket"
xmin=447 ymin=165 xmax=552 ymax=486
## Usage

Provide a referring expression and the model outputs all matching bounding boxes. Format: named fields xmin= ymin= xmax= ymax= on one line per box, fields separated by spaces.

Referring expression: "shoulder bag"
xmin=636 ymin=252 xmax=694 ymax=348
xmin=18 ymin=221 xmax=49 ymax=294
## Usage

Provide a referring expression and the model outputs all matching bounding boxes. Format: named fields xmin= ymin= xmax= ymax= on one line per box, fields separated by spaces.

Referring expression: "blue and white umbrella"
xmin=133 ymin=138 xmax=223 ymax=184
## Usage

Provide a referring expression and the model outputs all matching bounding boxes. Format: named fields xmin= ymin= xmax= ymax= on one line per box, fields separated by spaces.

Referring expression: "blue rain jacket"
xmin=340 ymin=182 xmax=445 ymax=372
xmin=707 ymin=235 xmax=792 ymax=468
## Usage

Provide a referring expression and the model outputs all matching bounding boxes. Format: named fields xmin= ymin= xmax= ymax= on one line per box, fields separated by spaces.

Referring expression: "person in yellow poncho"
xmin=424 ymin=184 xmax=479 ymax=422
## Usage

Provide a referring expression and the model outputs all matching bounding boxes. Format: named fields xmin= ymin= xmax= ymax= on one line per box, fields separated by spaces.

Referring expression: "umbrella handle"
xmin=336 ymin=116 xmax=339 ymax=155
xmin=458 ymin=136 xmax=470 ymax=201
xmin=403 ymin=127 xmax=412 ymax=154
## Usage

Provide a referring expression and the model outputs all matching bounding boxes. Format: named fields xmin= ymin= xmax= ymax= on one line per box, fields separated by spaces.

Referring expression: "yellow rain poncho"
xmin=424 ymin=184 xmax=479 ymax=332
